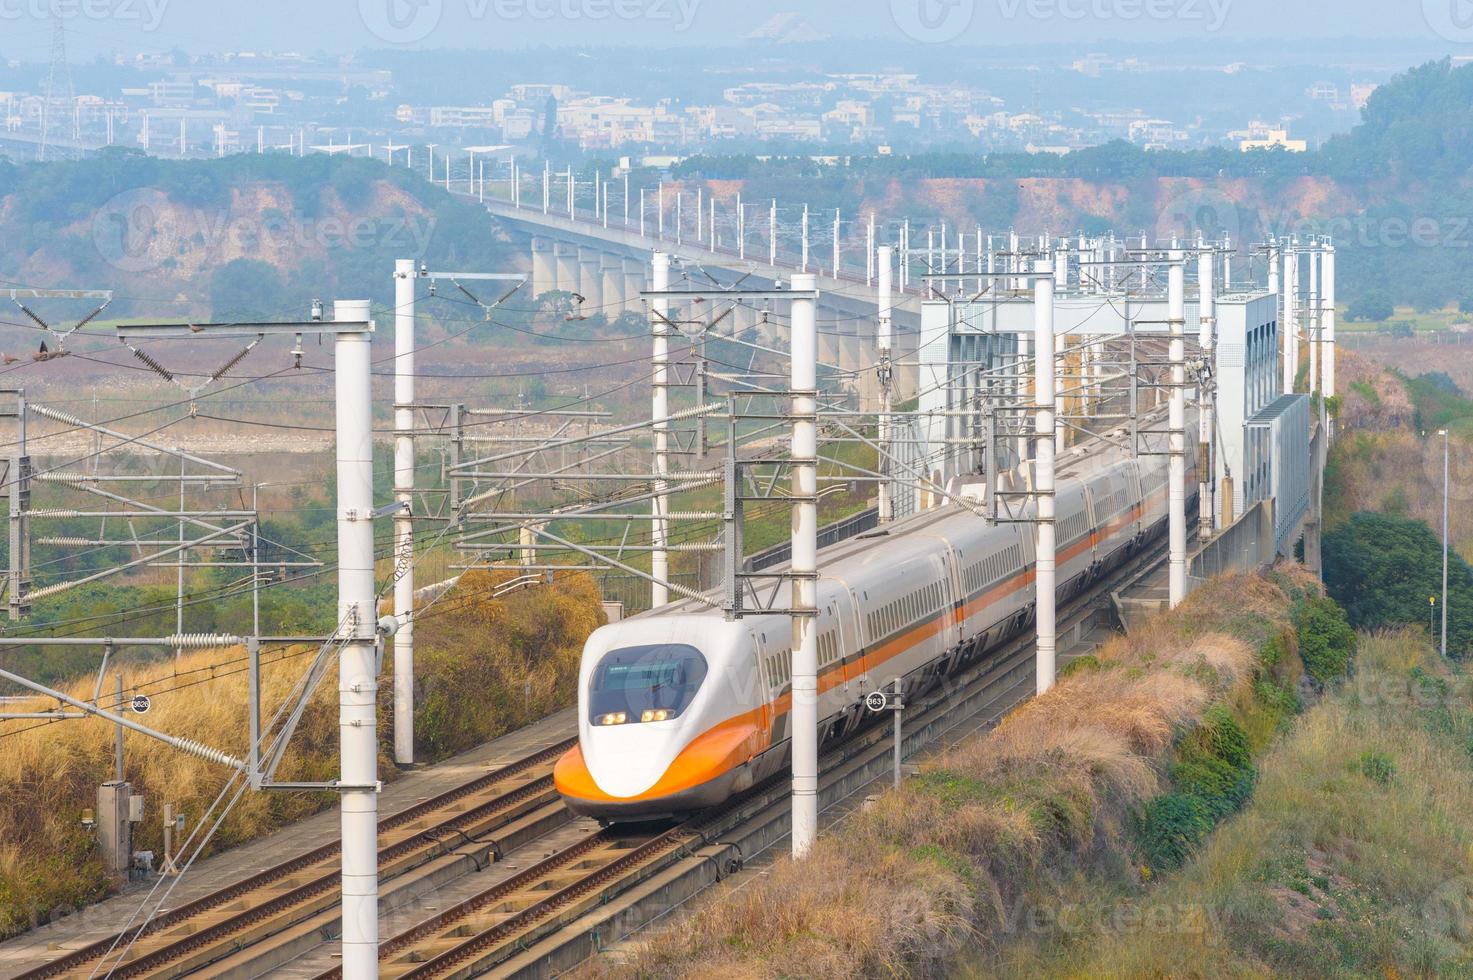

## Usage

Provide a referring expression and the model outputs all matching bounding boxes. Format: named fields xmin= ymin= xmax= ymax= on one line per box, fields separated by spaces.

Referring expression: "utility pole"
xmin=332 ymin=299 xmax=380 ymax=980
xmin=392 ymin=260 xmax=418 ymax=766
xmin=1198 ymin=246 xmax=1216 ymax=543
xmin=112 ymin=308 xmax=380 ymax=975
xmin=651 ymin=252 xmax=672 ymax=608
xmin=1308 ymin=241 xmax=1321 ymax=395
xmin=832 ymin=209 xmax=841 ymax=277
xmin=1168 ymin=250 xmax=1188 ymax=608
xmin=1284 ymin=243 xmax=1299 ymax=393
xmin=1443 ymin=428 xmax=1450 ymax=659
xmin=737 ymin=193 xmax=746 ymax=259
xmin=877 ymin=246 xmax=894 ymax=525
xmin=1323 ymin=243 xmax=1337 ymax=401
xmin=867 ymin=214 xmax=875 ymax=285
xmin=1033 ymin=258 xmax=1057 ymax=695
xmin=790 ymin=273 xmax=819 ymax=859
xmin=801 ymin=205 xmax=810 ymax=272
xmin=769 ymin=200 xmax=777 ymax=266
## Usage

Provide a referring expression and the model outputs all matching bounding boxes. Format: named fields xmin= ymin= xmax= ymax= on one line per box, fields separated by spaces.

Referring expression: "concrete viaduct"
xmin=473 ymin=197 xmax=925 ymax=404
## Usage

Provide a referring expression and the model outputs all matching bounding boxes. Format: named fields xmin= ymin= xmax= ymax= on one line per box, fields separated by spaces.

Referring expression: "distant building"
xmin=1350 ymin=83 xmax=1379 ymax=109
xmin=429 ymin=106 xmax=500 ymax=128
xmin=149 ymin=79 xmax=195 ymax=108
xmin=1237 ymin=127 xmax=1307 ymax=153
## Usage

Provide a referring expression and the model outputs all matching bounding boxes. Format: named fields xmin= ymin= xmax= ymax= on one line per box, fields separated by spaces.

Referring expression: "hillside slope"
xmin=0 ymin=150 xmax=517 ymax=322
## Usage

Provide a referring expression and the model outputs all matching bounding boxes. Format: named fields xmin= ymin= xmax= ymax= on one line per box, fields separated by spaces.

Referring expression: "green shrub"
xmin=1059 ymin=655 xmax=1102 ymax=678
xmin=1139 ymin=793 xmax=1214 ymax=870
xmin=1195 ymin=705 xmax=1254 ymax=771
xmin=1143 ymin=707 xmax=1258 ymax=870
xmin=1170 ymin=754 xmax=1252 ymax=819
xmin=1296 ymin=596 xmax=1357 ymax=683
xmin=1357 ymin=751 xmax=1396 ymax=785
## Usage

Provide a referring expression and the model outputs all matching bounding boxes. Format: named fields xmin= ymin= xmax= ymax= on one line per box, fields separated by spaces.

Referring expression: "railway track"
xmin=17 ymin=738 xmax=577 ymax=980
xmin=315 ymin=538 xmax=1173 ymax=980
xmin=19 ymin=528 xmax=1170 ymax=980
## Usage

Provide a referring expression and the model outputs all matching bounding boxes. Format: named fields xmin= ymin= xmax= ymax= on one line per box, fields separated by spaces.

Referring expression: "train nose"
xmin=584 ymin=724 xmax=682 ymax=798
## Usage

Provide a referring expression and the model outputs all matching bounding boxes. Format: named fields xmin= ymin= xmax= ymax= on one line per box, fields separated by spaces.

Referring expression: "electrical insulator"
xmin=291 ymin=333 xmax=304 ymax=368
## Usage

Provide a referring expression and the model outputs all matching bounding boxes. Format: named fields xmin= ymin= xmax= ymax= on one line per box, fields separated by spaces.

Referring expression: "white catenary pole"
xmin=1323 ymin=243 xmax=1336 ymax=400
xmin=1198 ymin=247 xmax=1216 ymax=543
xmin=392 ymin=261 xmax=416 ymax=766
xmin=877 ymin=246 xmax=894 ymax=524
xmin=333 ymin=299 xmax=379 ymax=979
xmin=801 ymin=205 xmax=809 ymax=272
xmin=770 ymin=200 xmax=778 ymax=266
xmin=1443 ymin=429 xmax=1450 ymax=659
xmin=1309 ymin=242 xmax=1321 ymax=395
xmin=651 ymin=252 xmax=671 ymax=608
xmin=1168 ymin=252 xmax=1188 ymax=607
xmin=1033 ymin=258 xmax=1057 ymax=695
xmin=790 ymin=274 xmax=820 ymax=859
xmin=1284 ymin=244 xmax=1299 ymax=393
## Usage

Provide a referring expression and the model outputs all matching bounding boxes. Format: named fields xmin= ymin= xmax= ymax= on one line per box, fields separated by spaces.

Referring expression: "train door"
xmin=845 ymin=586 xmax=870 ymax=699
xmin=754 ymin=626 xmax=789 ymax=750
xmin=1083 ymin=480 xmax=1100 ymax=572
xmin=940 ymin=546 xmax=964 ymax=650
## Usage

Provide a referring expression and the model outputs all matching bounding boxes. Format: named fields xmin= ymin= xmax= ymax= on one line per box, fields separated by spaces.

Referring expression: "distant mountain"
xmin=744 ymin=13 xmax=830 ymax=44
xmin=0 ymin=149 xmax=513 ymax=322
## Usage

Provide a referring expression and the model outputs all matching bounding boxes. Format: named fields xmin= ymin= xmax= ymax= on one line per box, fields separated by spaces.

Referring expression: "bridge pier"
xmin=818 ymin=315 xmax=841 ymax=373
xmin=553 ymin=243 xmax=579 ymax=298
xmin=624 ymin=258 xmax=646 ymax=311
xmin=837 ymin=320 xmax=864 ymax=388
xmin=601 ymin=253 xmax=627 ymax=317
xmin=578 ymin=247 xmax=604 ymax=310
xmin=769 ymin=302 xmax=790 ymax=353
xmin=531 ymin=238 xmax=556 ymax=298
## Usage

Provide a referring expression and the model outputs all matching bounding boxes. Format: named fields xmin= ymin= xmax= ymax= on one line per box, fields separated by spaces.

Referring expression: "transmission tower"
xmin=38 ymin=19 xmax=75 ymax=162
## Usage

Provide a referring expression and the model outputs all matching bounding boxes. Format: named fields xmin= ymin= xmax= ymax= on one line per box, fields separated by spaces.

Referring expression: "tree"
xmin=1324 ymin=512 xmax=1473 ymax=658
xmin=209 ymin=258 xmax=282 ymax=320
xmin=1347 ymin=292 xmax=1395 ymax=323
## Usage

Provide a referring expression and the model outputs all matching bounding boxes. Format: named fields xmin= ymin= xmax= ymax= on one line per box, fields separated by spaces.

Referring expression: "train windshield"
xmin=589 ymin=644 xmax=708 ymax=722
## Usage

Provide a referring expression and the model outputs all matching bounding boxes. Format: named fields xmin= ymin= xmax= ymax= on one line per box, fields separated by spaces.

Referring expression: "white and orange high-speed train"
xmin=555 ymin=432 xmax=1194 ymax=820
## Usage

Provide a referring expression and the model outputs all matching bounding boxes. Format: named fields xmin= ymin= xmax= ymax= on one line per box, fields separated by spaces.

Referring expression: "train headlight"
xmin=598 ymin=712 xmax=628 ymax=726
xmin=640 ymin=709 xmax=672 ymax=723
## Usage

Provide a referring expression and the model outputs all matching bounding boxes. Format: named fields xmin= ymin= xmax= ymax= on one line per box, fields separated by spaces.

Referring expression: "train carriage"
xmin=555 ymin=427 xmax=1194 ymax=820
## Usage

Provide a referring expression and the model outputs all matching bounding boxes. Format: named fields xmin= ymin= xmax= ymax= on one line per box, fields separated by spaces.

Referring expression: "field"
xmin=0 ymin=569 xmax=603 ymax=939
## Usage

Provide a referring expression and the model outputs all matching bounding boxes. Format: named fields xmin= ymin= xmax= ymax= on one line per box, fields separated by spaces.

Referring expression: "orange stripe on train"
xmin=554 ymin=713 xmax=768 ymax=804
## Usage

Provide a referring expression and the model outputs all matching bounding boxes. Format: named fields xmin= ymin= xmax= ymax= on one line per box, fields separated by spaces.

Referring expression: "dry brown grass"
xmin=994 ymin=628 xmax=1473 ymax=979
xmin=582 ymin=573 xmax=1302 ymax=980
xmin=0 ymin=569 xmax=603 ymax=940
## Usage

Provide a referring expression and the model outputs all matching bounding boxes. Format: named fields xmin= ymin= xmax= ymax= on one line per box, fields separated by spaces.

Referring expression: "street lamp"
xmin=1441 ymin=429 xmax=1450 ymax=658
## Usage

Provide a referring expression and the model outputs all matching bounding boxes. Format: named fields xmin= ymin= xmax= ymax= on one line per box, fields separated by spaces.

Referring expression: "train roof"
xmin=648 ymin=405 xmax=1176 ymax=619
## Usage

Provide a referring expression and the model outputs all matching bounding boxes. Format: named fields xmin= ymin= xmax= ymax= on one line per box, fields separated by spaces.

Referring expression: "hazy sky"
xmin=1 ymin=0 xmax=1469 ymax=60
